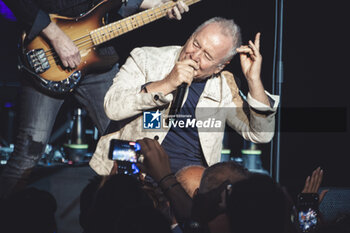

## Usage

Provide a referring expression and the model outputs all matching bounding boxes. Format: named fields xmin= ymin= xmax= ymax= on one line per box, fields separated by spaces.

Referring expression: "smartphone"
xmin=296 ymin=193 xmax=319 ymax=232
xmin=108 ymin=139 xmax=141 ymax=175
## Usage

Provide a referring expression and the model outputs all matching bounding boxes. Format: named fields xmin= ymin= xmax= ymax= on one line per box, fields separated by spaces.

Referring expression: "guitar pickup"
xmin=26 ymin=49 xmax=50 ymax=74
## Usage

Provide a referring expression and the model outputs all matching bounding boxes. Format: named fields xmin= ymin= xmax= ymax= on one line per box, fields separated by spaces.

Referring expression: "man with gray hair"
xmin=90 ymin=17 xmax=279 ymax=175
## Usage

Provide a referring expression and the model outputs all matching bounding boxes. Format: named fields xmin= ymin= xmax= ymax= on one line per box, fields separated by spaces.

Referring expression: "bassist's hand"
xmin=166 ymin=0 xmax=189 ymax=20
xmin=41 ymin=22 xmax=81 ymax=69
xmin=140 ymin=0 xmax=189 ymax=20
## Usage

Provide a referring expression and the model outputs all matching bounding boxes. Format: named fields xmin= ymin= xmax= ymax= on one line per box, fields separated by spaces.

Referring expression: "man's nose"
xmin=191 ymin=49 xmax=202 ymax=63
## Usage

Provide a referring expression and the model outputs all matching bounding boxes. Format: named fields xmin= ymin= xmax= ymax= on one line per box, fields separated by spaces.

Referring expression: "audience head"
xmin=199 ymin=161 xmax=250 ymax=194
xmin=176 ymin=165 xmax=205 ymax=198
xmin=85 ymin=174 xmax=171 ymax=233
xmin=1 ymin=187 xmax=57 ymax=233
xmin=190 ymin=161 xmax=250 ymax=233
xmin=226 ymin=173 xmax=289 ymax=233
xmin=115 ymin=204 xmax=172 ymax=233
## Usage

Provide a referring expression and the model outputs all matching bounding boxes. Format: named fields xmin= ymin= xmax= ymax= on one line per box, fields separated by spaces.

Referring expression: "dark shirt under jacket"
xmin=161 ymin=79 xmax=208 ymax=173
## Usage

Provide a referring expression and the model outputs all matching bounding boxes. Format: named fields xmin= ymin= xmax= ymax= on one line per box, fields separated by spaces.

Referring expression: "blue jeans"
xmin=0 ymin=65 xmax=118 ymax=198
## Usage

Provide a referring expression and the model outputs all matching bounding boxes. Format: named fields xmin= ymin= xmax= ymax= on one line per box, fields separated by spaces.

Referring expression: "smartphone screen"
xmin=108 ymin=139 xmax=141 ymax=175
xmin=108 ymin=139 xmax=140 ymax=162
xmin=297 ymin=193 xmax=319 ymax=232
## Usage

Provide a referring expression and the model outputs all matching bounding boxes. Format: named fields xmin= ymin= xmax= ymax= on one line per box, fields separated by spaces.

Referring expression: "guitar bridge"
xmin=26 ymin=49 xmax=50 ymax=74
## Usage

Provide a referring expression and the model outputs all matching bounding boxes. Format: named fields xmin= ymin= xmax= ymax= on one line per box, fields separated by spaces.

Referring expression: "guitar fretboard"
xmin=90 ymin=0 xmax=200 ymax=45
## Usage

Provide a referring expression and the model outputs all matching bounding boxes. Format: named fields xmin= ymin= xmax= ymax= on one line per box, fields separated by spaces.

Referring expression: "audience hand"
xmin=99 ymin=162 xmax=119 ymax=189
xmin=136 ymin=138 xmax=172 ymax=183
xmin=110 ymin=161 xmax=118 ymax=175
xmin=301 ymin=167 xmax=328 ymax=203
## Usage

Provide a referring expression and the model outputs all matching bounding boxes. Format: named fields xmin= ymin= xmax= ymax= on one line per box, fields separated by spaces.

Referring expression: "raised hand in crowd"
xmin=302 ymin=166 xmax=328 ymax=203
xmin=136 ymin=137 xmax=172 ymax=182
xmin=136 ymin=138 xmax=193 ymax=223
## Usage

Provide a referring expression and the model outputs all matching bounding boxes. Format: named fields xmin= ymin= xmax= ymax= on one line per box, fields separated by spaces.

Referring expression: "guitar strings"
xmin=44 ymin=3 xmax=173 ymax=58
xmin=45 ymin=8 xmax=167 ymax=62
xmin=44 ymin=0 xmax=197 ymax=63
xmin=44 ymin=5 xmax=169 ymax=57
xmin=45 ymin=16 xmax=164 ymax=63
xmin=44 ymin=0 xmax=198 ymax=57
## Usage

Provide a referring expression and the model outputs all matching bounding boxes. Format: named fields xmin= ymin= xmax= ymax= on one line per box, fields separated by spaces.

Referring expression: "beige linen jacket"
xmin=89 ymin=46 xmax=279 ymax=175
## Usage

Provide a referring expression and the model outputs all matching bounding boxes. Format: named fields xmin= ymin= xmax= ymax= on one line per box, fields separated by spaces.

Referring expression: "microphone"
xmin=169 ymin=83 xmax=187 ymax=119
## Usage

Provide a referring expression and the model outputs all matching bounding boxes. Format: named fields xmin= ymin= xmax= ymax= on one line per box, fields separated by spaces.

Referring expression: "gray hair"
xmin=193 ymin=17 xmax=242 ymax=63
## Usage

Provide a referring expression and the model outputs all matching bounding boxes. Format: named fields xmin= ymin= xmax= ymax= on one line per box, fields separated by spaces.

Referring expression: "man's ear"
xmin=214 ymin=60 xmax=230 ymax=74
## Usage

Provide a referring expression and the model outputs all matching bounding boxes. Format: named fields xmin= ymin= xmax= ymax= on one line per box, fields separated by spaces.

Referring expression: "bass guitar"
xmin=19 ymin=0 xmax=201 ymax=94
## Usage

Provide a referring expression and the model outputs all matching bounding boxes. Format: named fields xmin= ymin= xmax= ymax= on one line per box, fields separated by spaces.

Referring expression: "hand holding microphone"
xmin=141 ymin=58 xmax=198 ymax=98
xmin=164 ymin=59 xmax=199 ymax=92
xmin=166 ymin=59 xmax=198 ymax=117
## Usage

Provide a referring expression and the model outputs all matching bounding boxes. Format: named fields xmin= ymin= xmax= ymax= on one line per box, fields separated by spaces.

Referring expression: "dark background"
xmin=0 ymin=0 xmax=349 ymax=197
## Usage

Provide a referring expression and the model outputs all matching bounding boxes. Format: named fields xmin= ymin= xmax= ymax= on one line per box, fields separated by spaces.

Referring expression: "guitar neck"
xmin=90 ymin=0 xmax=200 ymax=45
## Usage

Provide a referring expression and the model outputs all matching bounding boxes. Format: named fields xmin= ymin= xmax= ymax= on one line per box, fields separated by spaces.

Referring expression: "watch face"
xmin=298 ymin=208 xmax=318 ymax=232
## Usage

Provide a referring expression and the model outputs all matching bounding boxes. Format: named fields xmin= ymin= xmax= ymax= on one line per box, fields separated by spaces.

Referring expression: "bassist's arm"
xmin=2 ymin=0 xmax=80 ymax=68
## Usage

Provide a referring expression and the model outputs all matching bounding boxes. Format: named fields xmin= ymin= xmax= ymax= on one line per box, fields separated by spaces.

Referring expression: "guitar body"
xmin=20 ymin=0 xmax=121 ymax=93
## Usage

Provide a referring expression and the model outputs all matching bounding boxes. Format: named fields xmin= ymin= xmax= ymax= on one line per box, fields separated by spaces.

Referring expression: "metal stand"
xmin=63 ymin=107 xmax=89 ymax=163
xmin=270 ymin=0 xmax=284 ymax=182
xmin=40 ymin=107 xmax=92 ymax=166
xmin=242 ymin=140 xmax=269 ymax=175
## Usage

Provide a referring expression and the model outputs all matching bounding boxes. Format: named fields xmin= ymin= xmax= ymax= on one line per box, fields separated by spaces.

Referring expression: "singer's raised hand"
xmin=236 ymin=32 xmax=262 ymax=82
xmin=236 ymin=32 xmax=270 ymax=106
